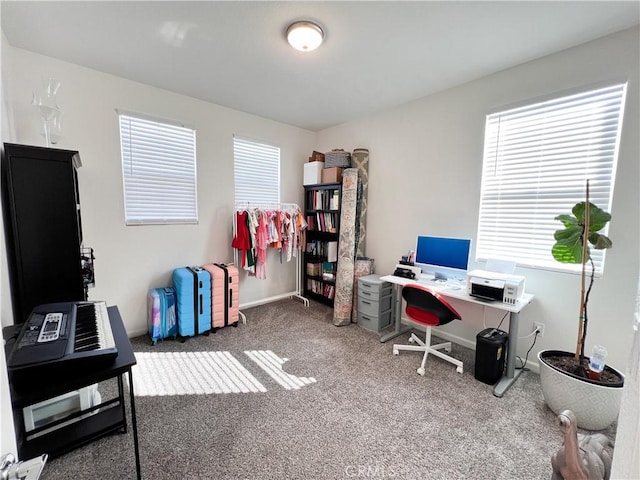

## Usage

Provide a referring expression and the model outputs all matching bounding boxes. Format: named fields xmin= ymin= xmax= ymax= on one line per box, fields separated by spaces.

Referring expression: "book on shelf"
xmin=315 ymin=212 xmax=336 ymax=233
xmin=307 ymin=278 xmax=321 ymax=294
xmin=306 ymin=215 xmax=316 ymax=231
xmin=330 ymin=190 xmax=339 ymax=210
xmin=308 ymin=188 xmax=340 ymax=211
xmin=327 ymin=241 xmax=338 ymax=262
xmin=307 ymin=241 xmax=339 ymax=258
xmin=306 ymin=242 xmax=316 ymax=255
xmin=306 ymin=240 xmax=325 ymax=256
xmin=323 ymin=284 xmax=335 ymax=300
xmin=322 ymin=261 xmax=336 ymax=282
xmin=306 ymin=262 xmax=322 ymax=277
xmin=307 ymin=211 xmax=338 ymax=233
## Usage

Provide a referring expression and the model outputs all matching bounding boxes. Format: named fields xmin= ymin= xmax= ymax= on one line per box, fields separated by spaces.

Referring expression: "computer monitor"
xmin=415 ymin=235 xmax=472 ymax=281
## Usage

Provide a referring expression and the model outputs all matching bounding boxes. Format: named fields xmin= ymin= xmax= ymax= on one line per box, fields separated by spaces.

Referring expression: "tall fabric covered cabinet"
xmin=2 ymin=143 xmax=87 ymax=324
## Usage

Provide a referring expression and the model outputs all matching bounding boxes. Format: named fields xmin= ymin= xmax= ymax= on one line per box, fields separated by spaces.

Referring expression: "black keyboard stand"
xmin=3 ymin=306 xmax=141 ymax=480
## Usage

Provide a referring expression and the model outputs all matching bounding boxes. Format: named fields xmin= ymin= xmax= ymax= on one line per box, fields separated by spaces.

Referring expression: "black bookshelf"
xmin=303 ymin=182 xmax=342 ymax=306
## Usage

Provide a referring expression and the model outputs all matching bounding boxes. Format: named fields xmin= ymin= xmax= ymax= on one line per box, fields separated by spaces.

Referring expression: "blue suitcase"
xmin=172 ymin=266 xmax=212 ymax=338
xmin=147 ymin=287 xmax=178 ymax=345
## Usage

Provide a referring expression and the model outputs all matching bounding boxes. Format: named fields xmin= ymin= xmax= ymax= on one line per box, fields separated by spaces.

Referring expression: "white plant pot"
xmin=538 ymin=350 xmax=624 ymax=431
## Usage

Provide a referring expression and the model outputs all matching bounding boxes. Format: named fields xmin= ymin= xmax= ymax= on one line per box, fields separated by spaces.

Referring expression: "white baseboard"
xmin=130 ymin=327 xmax=147 ymax=338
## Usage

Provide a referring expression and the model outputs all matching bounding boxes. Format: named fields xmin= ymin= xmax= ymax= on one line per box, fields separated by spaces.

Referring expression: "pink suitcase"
xmin=203 ymin=263 xmax=239 ymax=329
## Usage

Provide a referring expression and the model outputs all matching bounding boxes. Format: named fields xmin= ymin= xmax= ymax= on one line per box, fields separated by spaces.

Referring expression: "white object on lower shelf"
xmin=22 ymin=384 xmax=100 ymax=437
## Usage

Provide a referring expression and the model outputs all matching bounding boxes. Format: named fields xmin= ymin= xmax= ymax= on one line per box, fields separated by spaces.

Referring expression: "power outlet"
xmin=533 ymin=322 xmax=545 ymax=338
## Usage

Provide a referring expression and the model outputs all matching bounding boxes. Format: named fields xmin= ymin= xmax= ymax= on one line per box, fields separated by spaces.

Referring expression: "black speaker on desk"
xmin=474 ymin=328 xmax=508 ymax=385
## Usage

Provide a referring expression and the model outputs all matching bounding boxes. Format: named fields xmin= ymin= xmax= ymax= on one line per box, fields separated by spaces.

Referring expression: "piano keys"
xmin=7 ymin=301 xmax=118 ymax=376
xmin=73 ymin=302 xmax=115 ymax=353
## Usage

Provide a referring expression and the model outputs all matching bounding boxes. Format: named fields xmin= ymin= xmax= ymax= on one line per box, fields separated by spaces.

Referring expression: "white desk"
xmin=379 ymin=274 xmax=534 ymax=398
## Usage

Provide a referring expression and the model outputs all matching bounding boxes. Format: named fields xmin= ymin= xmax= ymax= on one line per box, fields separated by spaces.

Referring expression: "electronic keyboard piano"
xmin=7 ymin=301 xmax=117 ymax=373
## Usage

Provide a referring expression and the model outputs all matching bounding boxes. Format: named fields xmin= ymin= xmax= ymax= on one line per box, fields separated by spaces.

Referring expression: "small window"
xmin=119 ymin=112 xmax=198 ymax=225
xmin=233 ymin=135 xmax=280 ymax=205
xmin=476 ymin=83 xmax=627 ymax=275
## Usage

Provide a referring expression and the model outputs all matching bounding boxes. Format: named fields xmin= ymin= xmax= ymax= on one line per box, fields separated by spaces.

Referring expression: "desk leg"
xmin=128 ymin=369 xmax=142 ymax=480
xmin=380 ymin=283 xmax=412 ymax=343
xmin=493 ymin=311 xmax=523 ymax=397
xmin=117 ymin=375 xmax=127 ymax=433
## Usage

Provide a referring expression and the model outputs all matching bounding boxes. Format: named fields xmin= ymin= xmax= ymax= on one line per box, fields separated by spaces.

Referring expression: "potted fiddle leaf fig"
xmin=538 ymin=180 xmax=624 ymax=430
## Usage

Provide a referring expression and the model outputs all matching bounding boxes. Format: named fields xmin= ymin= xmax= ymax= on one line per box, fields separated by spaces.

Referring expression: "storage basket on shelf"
xmin=324 ymin=149 xmax=352 ymax=168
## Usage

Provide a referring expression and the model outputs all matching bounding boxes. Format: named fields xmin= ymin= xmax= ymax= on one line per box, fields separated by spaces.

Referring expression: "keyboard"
xmin=73 ymin=301 xmax=115 ymax=353
xmin=417 ymin=275 xmax=464 ymax=291
xmin=7 ymin=301 xmax=118 ymax=373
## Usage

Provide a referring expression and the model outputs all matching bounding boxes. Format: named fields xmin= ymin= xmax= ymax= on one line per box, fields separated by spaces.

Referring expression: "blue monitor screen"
xmin=415 ymin=236 xmax=471 ymax=279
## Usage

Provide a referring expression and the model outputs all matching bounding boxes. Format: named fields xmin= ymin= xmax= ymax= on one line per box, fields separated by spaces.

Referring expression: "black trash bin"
xmin=474 ymin=328 xmax=508 ymax=385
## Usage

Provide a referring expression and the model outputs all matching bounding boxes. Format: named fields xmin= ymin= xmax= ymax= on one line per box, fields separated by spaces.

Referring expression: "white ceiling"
xmin=2 ymin=1 xmax=639 ymax=131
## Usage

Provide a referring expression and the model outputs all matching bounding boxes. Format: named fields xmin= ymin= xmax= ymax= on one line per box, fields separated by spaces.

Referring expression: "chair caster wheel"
xmin=444 ymin=346 xmax=452 ymax=353
xmin=417 ymin=367 xmax=426 ymax=376
xmin=408 ymin=336 xmax=415 ymax=344
xmin=393 ymin=349 xmax=399 ymax=355
xmin=456 ymin=366 xmax=463 ymax=374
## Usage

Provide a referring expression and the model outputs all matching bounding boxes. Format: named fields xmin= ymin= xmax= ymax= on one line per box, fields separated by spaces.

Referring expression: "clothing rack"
xmin=233 ymin=202 xmax=309 ymax=309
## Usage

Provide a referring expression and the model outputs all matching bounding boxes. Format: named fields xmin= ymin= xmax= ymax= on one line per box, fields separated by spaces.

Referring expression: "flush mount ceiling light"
xmin=286 ymin=21 xmax=324 ymax=52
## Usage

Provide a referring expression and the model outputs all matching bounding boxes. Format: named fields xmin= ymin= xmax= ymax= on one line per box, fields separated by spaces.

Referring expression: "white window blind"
xmin=476 ymin=83 xmax=626 ymax=275
xmin=119 ymin=113 xmax=198 ymax=225
xmin=233 ymin=136 xmax=280 ymax=205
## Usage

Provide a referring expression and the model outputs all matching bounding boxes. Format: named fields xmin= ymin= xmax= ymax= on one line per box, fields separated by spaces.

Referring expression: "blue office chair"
xmin=393 ymin=284 xmax=464 ymax=375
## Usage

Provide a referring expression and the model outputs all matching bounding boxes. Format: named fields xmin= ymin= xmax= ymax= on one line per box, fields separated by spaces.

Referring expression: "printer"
xmin=466 ymin=269 xmax=525 ymax=305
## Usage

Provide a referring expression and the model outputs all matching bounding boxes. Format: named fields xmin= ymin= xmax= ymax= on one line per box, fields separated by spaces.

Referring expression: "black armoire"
xmin=2 ymin=143 xmax=87 ymax=325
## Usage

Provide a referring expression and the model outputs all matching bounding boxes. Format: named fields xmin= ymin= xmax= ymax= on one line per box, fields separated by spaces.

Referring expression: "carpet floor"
xmin=38 ymin=298 xmax=616 ymax=479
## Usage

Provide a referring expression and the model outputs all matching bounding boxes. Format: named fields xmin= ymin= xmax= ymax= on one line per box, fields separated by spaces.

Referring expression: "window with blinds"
xmin=119 ymin=113 xmax=198 ymax=225
xmin=233 ymin=136 xmax=280 ymax=205
xmin=476 ymin=83 xmax=627 ymax=275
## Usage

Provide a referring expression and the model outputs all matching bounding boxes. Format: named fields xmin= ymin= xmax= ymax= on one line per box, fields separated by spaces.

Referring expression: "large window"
xmin=233 ymin=135 xmax=280 ymax=205
xmin=119 ymin=112 xmax=198 ymax=225
xmin=476 ymin=83 xmax=627 ymax=274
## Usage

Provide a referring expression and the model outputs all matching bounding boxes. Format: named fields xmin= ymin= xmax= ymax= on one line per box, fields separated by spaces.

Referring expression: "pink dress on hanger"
xmin=270 ymin=211 xmax=283 ymax=249
xmin=255 ymin=211 xmax=269 ymax=279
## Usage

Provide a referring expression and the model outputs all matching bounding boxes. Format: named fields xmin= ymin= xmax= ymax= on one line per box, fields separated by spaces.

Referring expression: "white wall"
xmin=317 ymin=26 xmax=640 ymax=372
xmin=0 ymin=13 xmax=18 ymax=459
xmin=1 ymin=46 xmax=316 ymax=336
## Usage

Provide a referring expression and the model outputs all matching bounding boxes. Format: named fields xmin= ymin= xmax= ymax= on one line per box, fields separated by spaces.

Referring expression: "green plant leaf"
xmin=554 ymin=214 xmax=579 ymax=228
xmin=589 ymin=232 xmax=613 ymax=250
xmin=552 ymin=226 xmax=586 ymax=263
xmin=588 ymin=205 xmax=612 ymax=232
xmin=551 ymin=225 xmax=582 ymax=263
xmin=571 ymin=202 xmax=612 ymax=231
xmin=572 ymin=202 xmax=587 ymax=221
xmin=551 ymin=242 xmax=584 ymax=263
xmin=553 ymin=225 xmax=581 ymax=242
xmin=552 ymin=201 xmax=612 ymax=264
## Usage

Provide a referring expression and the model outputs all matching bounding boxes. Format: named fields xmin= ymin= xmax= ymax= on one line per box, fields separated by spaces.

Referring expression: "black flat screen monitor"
xmin=415 ymin=236 xmax=471 ymax=281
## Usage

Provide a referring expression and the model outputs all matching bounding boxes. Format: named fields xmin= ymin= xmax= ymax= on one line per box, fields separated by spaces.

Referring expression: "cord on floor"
xmin=516 ymin=330 xmax=540 ymax=371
